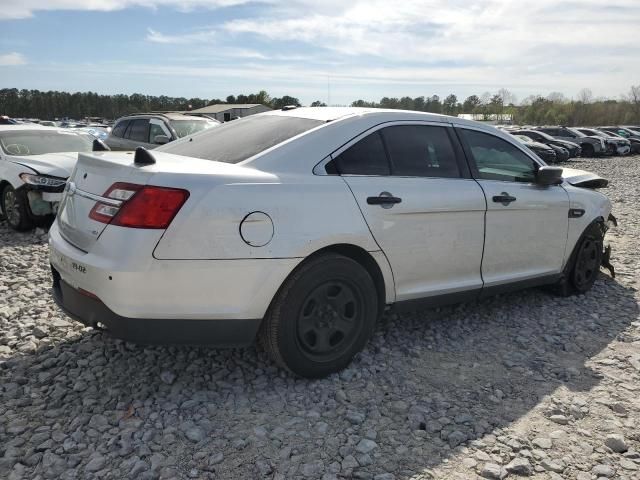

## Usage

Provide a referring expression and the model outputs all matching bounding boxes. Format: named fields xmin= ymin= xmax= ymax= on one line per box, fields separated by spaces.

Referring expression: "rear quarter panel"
xmin=152 ymin=172 xmax=381 ymax=260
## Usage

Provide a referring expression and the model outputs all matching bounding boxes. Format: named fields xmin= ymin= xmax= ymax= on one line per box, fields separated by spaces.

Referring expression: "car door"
xmin=334 ymin=122 xmax=487 ymax=302
xmin=457 ymin=127 xmax=569 ymax=290
xmin=106 ymin=119 xmax=130 ymax=150
xmin=122 ymin=119 xmax=153 ymax=150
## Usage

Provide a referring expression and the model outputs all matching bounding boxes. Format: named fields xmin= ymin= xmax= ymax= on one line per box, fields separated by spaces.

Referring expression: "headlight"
xmin=19 ymin=173 xmax=67 ymax=188
xmin=600 ymin=139 xmax=606 ymax=149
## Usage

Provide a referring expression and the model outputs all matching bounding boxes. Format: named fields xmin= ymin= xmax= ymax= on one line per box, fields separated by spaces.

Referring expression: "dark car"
xmin=510 ymin=129 xmax=581 ymax=158
xmin=577 ymin=128 xmax=633 ymax=155
xmin=534 ymin=126 xmax=606 ymax=157
xmin=512 ymin=134 xmax=557 ymax=163
xmin=598 ymin=126 xmax=640 ymax=143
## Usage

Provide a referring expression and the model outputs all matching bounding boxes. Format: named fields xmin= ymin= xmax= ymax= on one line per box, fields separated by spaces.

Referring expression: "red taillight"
xmin=89 ymin=182 xmax=189 ymax=229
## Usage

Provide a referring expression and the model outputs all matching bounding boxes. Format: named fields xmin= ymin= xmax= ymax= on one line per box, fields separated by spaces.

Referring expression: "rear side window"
xmin=158 ymin=115 xmax=323 ymax=164
xmin=334 ymin=131 xmax=390 ymax=176
xmin=126 ymin=119 xmax=150 ymax=142
xmin=111 ymin=120 xmax=129 ymax=138
xmin=382 ymin=125 xmax=459 ymax=178
xmin=461 ymin=129 xmax=538 ymax=183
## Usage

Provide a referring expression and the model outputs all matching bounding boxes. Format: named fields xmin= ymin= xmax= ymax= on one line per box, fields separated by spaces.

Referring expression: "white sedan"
xmin=0 ymin=125 xmax=95 ymax=230
xmin=49 ymin=108 xmax=614 ymax=378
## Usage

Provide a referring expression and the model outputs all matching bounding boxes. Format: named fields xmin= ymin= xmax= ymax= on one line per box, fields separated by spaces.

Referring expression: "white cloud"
xmin=0 ymin=0 xmax=258 ymax=20
xmin=0 ymin=52 xmax=27 ymax=65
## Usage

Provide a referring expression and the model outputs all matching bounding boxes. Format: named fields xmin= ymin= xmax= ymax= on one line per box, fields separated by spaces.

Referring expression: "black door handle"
xmin=492 ymin=193 xmax=517 ymax=205
xmin=367 ymin=196 xmax=402 ymax=205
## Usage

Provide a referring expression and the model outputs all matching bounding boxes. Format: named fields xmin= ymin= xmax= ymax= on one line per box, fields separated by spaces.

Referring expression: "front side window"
xmin=149 ymin=122 xmax=167 ymax=143
xmin=126 ymin=119 xmax=150 ymax=142
xmin=381 ymin=125 xmax=460 ymax=178
xmin=334 ymin=131 xmax=390 ymax=176
xmin=461 ymin=129 xmax=538 ymax=183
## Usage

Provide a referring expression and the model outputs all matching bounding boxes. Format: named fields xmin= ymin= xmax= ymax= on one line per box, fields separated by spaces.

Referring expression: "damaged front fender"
xmin=601 ymin=213 xmax=617 ymax=278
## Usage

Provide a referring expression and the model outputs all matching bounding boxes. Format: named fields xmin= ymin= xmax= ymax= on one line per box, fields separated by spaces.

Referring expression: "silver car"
xmin=105 ymin=113 xmax=219 ymax=151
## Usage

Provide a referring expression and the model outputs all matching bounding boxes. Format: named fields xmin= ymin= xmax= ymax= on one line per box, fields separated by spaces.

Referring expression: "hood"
xmin=7 ymin=151 xmax=79 ymax=178
xmin=562 ymin=167 xmax=608 ymax=189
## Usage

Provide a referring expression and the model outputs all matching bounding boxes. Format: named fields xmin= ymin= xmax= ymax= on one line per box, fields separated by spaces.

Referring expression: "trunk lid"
xmin=57 ymin=152 xmax=155 ymax=251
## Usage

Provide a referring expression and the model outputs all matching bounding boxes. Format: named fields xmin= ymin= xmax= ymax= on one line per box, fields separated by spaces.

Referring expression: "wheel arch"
xmin=262 ymin=243 xmax=394 ymax=326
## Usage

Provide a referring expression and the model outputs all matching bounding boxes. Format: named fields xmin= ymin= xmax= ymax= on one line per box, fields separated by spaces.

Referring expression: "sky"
xmin=0 ymin=0 xmax=639 ymax=106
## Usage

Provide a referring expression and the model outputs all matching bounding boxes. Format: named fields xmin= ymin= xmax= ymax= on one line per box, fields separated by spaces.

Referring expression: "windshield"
xmin=515 ymin=135 xmax=533 ymax=142
xmin=525 ymin=130 xmax=553 ymax=141
xmin=0 ymin=130 xmax=93 ymax=156
xmin=159 ymin=115 xmax=324 ymax=164
xmin=581 ymin=129 xmax=606 ymax=138
xmin=169 ymin=119 xmax=218 ymax=138
xmin=568 ymin=128 xmax=587 ymax=138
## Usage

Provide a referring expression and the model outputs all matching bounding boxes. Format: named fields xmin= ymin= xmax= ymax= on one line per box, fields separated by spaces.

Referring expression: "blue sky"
xmin=1 ymin=0 xmax=639 ymax=105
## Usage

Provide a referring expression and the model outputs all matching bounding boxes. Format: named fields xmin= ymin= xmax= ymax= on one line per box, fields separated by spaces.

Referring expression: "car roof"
xmin=117 ymin=112 xmax=209 ymax=121
xmin=261 ymin=106 xmax=499 ymax=132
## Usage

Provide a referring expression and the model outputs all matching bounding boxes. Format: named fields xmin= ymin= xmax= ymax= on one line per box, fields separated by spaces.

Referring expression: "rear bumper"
xmin=51 ymin=269 xmax=261 ymax=346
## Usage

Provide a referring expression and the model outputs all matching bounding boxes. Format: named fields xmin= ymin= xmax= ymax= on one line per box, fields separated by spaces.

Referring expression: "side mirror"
xmin=92 ymin=138 xmax=110 ymax=151
xmin=536 ymin=166 xmax=563 ymax=186
xmin=153 ymin=135 xmax=170 ymax=145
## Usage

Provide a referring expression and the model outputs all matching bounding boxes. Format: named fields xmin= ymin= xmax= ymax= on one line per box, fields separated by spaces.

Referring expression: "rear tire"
xmin=581 ymin=143 xmax=595 ymax=157
xmin=1 ymin=184 xmax=33 ymax=231
xmin=552 ymin=222 xmax=604 ymax=296
xmin=260 ymin=253 xmax=378 ymax=378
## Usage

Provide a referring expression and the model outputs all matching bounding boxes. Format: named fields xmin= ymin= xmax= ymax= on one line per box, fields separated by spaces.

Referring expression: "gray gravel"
xmin=1 ymin=155 xmax=639 ymax=479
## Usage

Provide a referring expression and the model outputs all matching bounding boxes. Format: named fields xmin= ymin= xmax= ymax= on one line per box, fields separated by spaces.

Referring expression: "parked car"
xmin=105 ymin=113 xmax=219 ymax=151
xmin=0 ymin=116 xmax=18 ymax=125
xmin=0 ymin=125 xmax=96 ymax=230
xmin=535 ymin=126 xmax=606 ymax=157
xmin=597 ymin=126 xmax=640 ymax=143
xmin=49 ymin=108 xmax=615 ymax=378
xmin=576 ymin=128 xmax=632 ymax=155
xmin=510 ymin=129 xmax=581 ymax=158
xmin=512 ymin=134 xmax=557 ymax=163
xmin=79 ymin=127 xmax=110 ymax=141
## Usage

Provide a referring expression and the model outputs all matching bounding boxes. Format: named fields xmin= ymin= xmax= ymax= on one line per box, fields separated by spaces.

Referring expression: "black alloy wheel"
xmin=296 ymin=280 xmax=363 ymax=363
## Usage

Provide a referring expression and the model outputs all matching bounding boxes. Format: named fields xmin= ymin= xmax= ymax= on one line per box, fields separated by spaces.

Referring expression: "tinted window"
xmin=158 ymin=115 xmax=323 ymax=164
xmin=382 ymin=125 xmax=459 ymax=178
xmin=126 ymin=119 xmax=150 ymax=142
xmin=461 ymin=129 xmax=538 ymax=183
xmin=111 ymin=120 xmax=129 ymax=138
xmin=334 ymin=131 xmax=390 ymax=176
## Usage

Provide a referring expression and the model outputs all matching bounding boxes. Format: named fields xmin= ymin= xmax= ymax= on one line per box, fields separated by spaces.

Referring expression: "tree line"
xmin=0 ymin=88 xmax=301 ymax=120
xmin=1 ymin=86 xmax=639 ymax=126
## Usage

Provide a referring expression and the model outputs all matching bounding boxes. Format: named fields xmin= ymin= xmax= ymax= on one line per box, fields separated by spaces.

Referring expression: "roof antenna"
xmin=134 ymin=146 xmax=156 ymax=166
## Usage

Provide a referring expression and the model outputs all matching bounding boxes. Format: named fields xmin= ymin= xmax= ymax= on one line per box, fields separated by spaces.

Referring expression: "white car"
xmin=48 ymin=108 xmax=614 ymax=378
xmin=0 ymin=125 xmax=95 ymax=230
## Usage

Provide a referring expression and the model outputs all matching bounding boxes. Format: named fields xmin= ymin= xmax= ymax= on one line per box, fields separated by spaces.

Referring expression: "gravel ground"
xmin=1 ymin=155 xmax=639 ymax=480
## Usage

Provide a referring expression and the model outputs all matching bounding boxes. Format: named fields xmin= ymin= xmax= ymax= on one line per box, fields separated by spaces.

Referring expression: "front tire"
xmin=260 ymin=253 xmax=378 ymax=378
xmin=1 ymin=184 xmax=33 ymax=231
xmin=552 ymin=223 xmax=604 ymax=296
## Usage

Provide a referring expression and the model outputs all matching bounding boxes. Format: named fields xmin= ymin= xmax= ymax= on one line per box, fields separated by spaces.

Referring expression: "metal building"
xmin=188 ymin=104 xmax=271 ymax=122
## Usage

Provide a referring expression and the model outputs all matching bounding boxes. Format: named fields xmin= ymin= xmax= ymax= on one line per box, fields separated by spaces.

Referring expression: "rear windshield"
xmin=158 ymin=115 xmax=324 ymax=163
xmin=169 ymin=119 xmax=218 ymax=138
xmin=0 ymin=130 xmax=93 ymax=156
